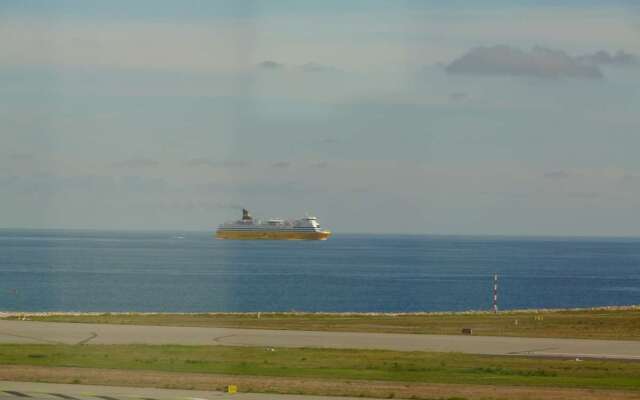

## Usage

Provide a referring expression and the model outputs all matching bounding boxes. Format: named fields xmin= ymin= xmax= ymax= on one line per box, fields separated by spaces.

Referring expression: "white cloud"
xmin=577 ymin=50 xmax=638 ymax=66
xmin=311 ymin=161 xmax=329 ymax=168
xmin=111 ymin=158 xmax=159 ymax=168
xmin=8 ymin=153 xmax=34 ymax=162
xmin=271 ymin=161 xmax=291 ymax=168
xmin=297 ymin=62 xmax=342 ymax=73
xmin=449 ymin=92 xmax=471 ymax=103
xmin=183 ymin=158 xmax=249 ymax=168
xmin=257 ymin=60 xmax=285 ymax=70
xmin=1 ymin=5 xmax=637 ymax=73
xmin=544 ymin=170 xmax=570 ymax=179
xmin=0 ymin=19 xmax=257 ymax=71
xmin=446 ymin=46 xmax=603 ymax=79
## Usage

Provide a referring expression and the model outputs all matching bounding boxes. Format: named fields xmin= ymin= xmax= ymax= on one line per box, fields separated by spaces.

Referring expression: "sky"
xmin=1 ymin=0 xmax=640 ymax=235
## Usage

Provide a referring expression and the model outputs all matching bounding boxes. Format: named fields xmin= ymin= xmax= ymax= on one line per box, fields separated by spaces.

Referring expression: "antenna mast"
xmin=492 ymin=273 xmax=498 ymax=313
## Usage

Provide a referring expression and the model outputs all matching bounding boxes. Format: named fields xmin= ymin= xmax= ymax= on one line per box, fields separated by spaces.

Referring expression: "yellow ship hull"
xmin=216 ymin=230 xmax=331 ymax=240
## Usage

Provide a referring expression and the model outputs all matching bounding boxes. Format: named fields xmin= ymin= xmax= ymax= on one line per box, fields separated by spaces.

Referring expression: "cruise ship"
xmin=216 ymin=209 xmax=331 ymax=240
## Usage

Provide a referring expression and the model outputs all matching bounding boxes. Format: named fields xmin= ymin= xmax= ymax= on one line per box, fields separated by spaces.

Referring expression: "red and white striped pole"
xmin=492 ymin=273 xmax=498 ymax=313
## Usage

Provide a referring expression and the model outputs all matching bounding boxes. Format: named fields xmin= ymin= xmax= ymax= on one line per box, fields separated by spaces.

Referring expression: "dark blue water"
xmin=1 ymin=229 xmax=639 ymax=312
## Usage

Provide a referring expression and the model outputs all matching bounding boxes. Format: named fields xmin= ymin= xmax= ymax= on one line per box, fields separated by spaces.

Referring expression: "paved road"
xmin=1 ymin=319 xmax=639 ymax=360
xmin=0 ymin=381 xmax=361 ymax=400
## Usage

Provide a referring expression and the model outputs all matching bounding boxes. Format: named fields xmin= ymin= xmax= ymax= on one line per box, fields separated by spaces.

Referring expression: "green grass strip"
xmin=1 ymin=344 xmax=640 ymax=391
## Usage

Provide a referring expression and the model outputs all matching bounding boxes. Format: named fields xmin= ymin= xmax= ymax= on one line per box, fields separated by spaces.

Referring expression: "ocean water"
xmin=1 ymin=229 xmax=639 ymax=313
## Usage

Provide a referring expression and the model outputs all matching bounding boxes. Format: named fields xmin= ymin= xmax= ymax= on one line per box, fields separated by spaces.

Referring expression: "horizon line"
xmin=1 ymin=226 xmax=640 ymax=240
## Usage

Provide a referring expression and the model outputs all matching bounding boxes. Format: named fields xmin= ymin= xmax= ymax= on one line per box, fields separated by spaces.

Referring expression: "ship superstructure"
xmin=216 ymin=209 xmax=331 ymax=240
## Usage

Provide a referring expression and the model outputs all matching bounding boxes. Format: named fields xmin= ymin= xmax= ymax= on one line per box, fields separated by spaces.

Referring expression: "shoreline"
xmin=3 ymin=304 xmax=640 ymax=318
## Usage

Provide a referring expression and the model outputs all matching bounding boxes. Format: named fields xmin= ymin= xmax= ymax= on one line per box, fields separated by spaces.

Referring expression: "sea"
xmin=1 ymin=229 xmax=639 ymax=313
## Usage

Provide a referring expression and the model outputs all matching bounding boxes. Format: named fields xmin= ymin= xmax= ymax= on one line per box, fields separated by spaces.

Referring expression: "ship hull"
xmin=216 ymin=230 xmax=331 ymax=240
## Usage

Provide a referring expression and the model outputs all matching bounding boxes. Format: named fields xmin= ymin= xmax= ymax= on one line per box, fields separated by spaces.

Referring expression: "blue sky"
xmin=1 ymin=1 xmax=639 ymax=235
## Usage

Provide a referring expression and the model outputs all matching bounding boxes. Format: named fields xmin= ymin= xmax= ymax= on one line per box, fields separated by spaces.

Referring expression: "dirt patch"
xmin=2 ymin=365 xmax=640 ymax=400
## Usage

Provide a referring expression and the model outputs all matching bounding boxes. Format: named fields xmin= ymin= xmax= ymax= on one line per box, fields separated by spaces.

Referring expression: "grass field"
xmin=8 ymin=307 xmax=640 ymax=340
xmin=1 ymin=344 xmax=640 ymax=391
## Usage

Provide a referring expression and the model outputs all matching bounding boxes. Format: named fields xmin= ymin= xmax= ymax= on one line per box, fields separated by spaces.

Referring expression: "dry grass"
xmin=6 ymin=306 xmax=640 ymax=340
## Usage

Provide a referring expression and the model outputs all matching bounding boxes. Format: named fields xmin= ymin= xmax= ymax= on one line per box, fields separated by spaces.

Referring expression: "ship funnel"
xmin=242 ymin=208 xmax=252 ymax=221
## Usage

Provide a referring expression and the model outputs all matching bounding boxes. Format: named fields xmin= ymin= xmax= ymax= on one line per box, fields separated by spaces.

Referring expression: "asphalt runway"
xmin=1 ymin=319 xmax=639 ymax=360
xmin=0 ymin=381 xmax=360 ymax=400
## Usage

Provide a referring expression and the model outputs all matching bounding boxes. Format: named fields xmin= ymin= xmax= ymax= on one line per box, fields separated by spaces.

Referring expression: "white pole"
xmin=493 ymin=274 xmax=498 ymax=313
